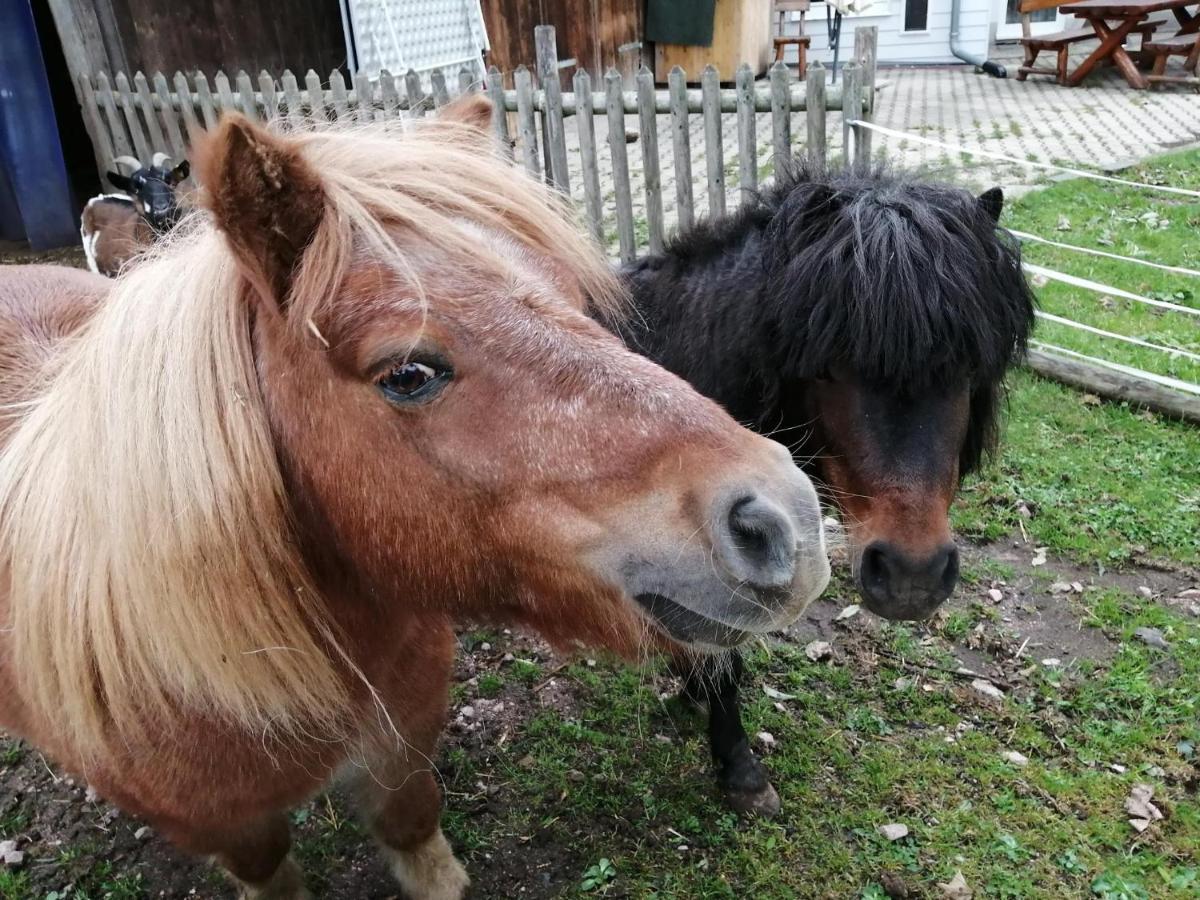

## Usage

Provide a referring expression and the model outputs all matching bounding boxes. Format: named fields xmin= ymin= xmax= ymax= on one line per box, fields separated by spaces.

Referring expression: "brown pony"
xmin=0 ymin=96 xmax=829 ymax=899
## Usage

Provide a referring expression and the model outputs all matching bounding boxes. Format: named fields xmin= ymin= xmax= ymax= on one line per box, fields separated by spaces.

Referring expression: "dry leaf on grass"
xmin=1125 ymin=783 xmax=1164 ymax=832
xmin=938 ymin=871 xmax=972 ymax=899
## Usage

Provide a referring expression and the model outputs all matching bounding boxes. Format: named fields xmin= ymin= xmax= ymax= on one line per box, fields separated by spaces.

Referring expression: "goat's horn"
xmin=113 ymin=155 xmax=142 ymax=172
xmin=151 ymin=151 xmax=170 ymax=168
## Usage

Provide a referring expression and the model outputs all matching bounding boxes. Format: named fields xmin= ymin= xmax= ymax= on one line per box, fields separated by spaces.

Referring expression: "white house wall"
xmin=779 ymin=0 xmax=993 ymax=67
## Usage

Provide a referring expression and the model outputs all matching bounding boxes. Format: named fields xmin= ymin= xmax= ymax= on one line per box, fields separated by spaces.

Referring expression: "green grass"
xmin=952 ymin=369 xmax=1200 ymax=564
xmin=950 ymin=148 xmax=1200 ymax=565
xmin=1001 ymin=149 xmax=1200 ymax=386
xmin=434 ymin=579 xmax=1200 ymax=899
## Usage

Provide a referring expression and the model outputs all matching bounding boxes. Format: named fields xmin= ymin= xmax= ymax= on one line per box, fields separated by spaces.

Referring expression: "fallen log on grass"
xmin=1026 ymin=348 xmax=1200 ymax=425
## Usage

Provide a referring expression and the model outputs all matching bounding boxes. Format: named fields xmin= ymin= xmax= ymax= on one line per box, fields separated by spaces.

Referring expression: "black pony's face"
xmin=798 ymin=370 xmax=970 ymax=621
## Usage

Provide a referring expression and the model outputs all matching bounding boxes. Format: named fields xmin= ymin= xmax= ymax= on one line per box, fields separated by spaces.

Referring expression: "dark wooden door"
xmin=482 ymin=0 xmax=645 ymax=88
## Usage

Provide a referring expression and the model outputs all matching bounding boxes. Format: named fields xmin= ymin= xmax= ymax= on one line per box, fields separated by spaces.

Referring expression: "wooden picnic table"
xmin=1064 ymin=0 xmax=1199 ymax=87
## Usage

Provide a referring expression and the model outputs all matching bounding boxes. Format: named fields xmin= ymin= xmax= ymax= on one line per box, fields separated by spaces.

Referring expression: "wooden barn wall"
xmin=51 ymin=0 xmax=348 ymax=77
xmin=482 ymin=0 xmax=645 ymax=87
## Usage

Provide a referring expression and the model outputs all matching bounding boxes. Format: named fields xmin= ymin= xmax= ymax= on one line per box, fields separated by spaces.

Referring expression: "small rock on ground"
xmin=804 ymin=640 xmax=833 ymax=661
xmin=1133 ymin=627 xmax=1169 ymax=650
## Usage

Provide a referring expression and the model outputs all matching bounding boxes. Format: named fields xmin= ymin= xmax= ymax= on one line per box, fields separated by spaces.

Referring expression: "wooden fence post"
xmin=379 ymin=70 xmax=400 ymax=120
xmin=636 ymin=65 xmax=664 ymax=254
xmin=769 ymin=60 xmax=792 ymax=178
xmin=405 ymin=69 xmax=425 ymax=116
xmin=306 ymin=71 xmax=328 ymax=121
xmin=194 ymin=72 xmax=219 ymax=129
xmin=854 ymin=27 xmax=878 ymax=163
xmin=354 ymin=72 xmax=374 ymax=123
xmin=535 ymin=25 xmax=571 ymax=193
xmin=574 ymin=68 xmax=604 ymax=243
xmin=76 ymin=75 xmax=115 ymax=175
xmin=281 ymin=71 xmax=304 ymax=127
xmin=735 ymin=63 xmax=756 ymax=201
xmin=841 ymin=61 xmax=862 ymax=170
xmin=806 ymin=61 xmax=826 ymax=169
xmin=513 ymin=66 xmax=541 ymax=178
xmin=606 ymin=68 xmax=636 ymax=264
xmin=487 ymin=66 xmax=512 ymax=158
xmin=668 ymin=66 xmax=694 ymax=231
xmin=701 ymin=65 xmax=725 ymax=218
xmin=114 ymin=72 xmax=150 ymax=163
xmin=430 ymin=69 xmax=450 ymax=107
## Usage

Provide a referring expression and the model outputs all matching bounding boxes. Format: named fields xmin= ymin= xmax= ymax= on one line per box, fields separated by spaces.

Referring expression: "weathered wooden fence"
xmin=75 ymin=25 xmax=879 ymax=259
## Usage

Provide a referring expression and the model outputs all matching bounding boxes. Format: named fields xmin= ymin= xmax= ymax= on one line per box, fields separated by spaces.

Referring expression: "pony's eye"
xmin=377 ymin=359 xmax=451 ymax=404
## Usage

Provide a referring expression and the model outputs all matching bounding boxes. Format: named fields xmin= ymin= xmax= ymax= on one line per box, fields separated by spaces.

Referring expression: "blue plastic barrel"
xmin=0 ymin=0 xmax=78 ymax=249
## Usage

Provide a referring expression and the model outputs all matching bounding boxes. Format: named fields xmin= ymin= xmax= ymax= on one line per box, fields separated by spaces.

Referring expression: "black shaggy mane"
xmin=619 ymin=162 xmax=1037 ymax=475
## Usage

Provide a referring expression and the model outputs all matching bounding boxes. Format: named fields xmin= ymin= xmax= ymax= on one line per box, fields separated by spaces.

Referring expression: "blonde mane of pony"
xmin=0 ymin=112 xmax=624 ymax=752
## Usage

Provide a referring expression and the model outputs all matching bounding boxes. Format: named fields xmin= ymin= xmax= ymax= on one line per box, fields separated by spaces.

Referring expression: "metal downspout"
xmin=951 ymin=0 xmax=1007 ymax=77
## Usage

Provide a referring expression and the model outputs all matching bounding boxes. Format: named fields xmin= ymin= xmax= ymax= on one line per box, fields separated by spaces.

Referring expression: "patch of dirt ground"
xmin=0 ymin=242 xmax=87 ymax=269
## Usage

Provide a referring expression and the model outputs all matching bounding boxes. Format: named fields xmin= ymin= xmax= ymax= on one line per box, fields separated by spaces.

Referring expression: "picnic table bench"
xmin=1016 ymin=0 xmax=1159 ymax=84
xmin=1016 ymin=0 xmax=1199 ymax=87
xmin=1064 ymin=0 xmax=1199 ymax=87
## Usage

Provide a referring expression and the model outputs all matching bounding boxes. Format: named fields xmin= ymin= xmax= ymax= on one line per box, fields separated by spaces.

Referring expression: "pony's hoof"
xmin=387 ymin=829 xmax=469 ymax=900
xmin=724 ymin=781 xmax=781 ymax=817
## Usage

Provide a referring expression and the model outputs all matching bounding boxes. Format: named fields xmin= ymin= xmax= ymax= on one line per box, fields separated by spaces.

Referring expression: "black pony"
xmin=615 ymin=162 xmax=1036 ymax=814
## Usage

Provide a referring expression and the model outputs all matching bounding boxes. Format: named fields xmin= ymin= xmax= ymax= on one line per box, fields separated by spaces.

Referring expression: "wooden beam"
xmin=1026 ymin=348 xmax=1200 ymax=425
xmin=45 ymin=1 xmax=118 ymax=183
xmin=46 ymin=0 xmax=109 ymax=82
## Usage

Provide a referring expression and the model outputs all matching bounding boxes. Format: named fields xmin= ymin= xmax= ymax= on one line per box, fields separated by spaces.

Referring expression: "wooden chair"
xmin=1144 ymin=31 xmax=1200 ymax=87
xmin=1015 ymin=0 xmax=1157 ymax=84
xmin=773 ymin=0 xmax=812 ymax=77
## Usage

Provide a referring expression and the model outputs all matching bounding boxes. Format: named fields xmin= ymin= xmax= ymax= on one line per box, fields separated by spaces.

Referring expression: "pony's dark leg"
xmin=680 ymin=650 xmax=781 ymax=817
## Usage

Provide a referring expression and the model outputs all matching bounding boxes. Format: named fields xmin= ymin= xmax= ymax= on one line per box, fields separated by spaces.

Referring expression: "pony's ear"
xmin=197 ymin=114 xmax=326 ymax=308
xmin=435 ymin=93 xmax=494 ymax=137
xmin=978 ymin=187 xmax=1004 ymax=223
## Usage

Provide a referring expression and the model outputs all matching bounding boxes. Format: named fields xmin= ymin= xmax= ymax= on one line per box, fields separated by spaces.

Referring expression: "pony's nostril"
xmin=717 ymin=493 xmax=797 ymax=591
xmin=937 ymin=545 xmax=960 ymax=595
xmin=859 ymin=542 xmax=892 ymax=597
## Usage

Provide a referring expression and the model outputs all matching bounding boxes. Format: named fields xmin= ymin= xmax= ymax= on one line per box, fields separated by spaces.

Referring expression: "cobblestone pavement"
xmin=526 ymin=48 xmax=1200 ymax=254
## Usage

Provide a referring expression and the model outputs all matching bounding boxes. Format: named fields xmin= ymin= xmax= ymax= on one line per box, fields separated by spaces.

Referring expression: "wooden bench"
xmin=1016 ymin=0 xmax=1158 ymax=83
xmin=773 ymin=0 xmax=812 ymax=77
xmin=1144 ymin=31 xmax=1200 ymax=85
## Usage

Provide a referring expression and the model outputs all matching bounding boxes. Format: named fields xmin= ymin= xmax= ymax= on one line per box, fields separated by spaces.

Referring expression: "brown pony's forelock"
xmin=278 ymin=117 xmax=627 ymax=334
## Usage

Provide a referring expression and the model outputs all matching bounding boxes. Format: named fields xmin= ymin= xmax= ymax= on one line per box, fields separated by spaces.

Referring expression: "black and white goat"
xmin=80 ymin=153 xmax=189 ymax=276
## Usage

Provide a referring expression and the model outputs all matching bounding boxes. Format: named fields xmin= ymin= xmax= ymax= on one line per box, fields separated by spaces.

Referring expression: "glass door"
xmin=994 ymin=0 xmax=1066 ymax=41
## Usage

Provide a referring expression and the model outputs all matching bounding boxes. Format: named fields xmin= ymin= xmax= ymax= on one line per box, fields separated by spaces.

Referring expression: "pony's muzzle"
xmin=858 ymin=539 xmax=960 ymax=620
